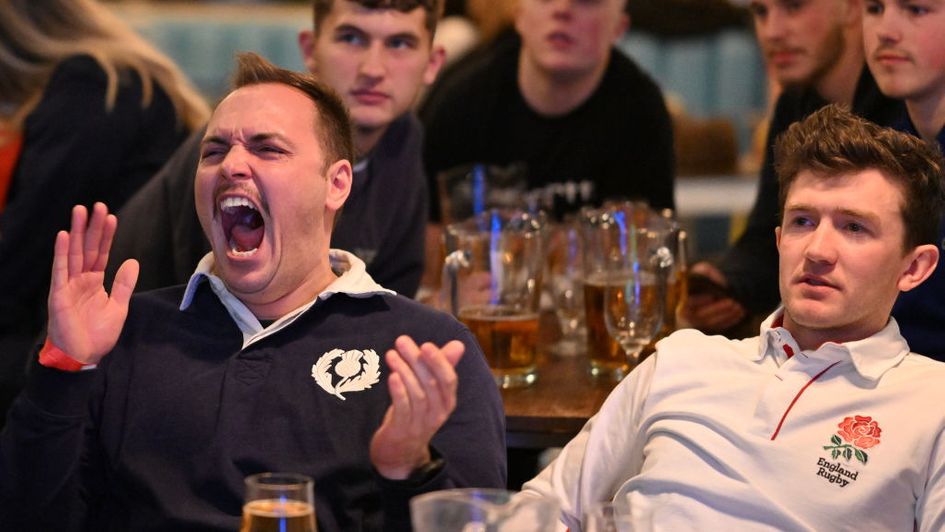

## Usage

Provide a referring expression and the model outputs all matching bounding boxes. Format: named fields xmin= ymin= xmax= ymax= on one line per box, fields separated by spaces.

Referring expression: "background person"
xmin=682 ymin=0 xmax=903 ymax=336
xmin=863 ymin=0 xmax=945 ymax=359
xmin=0 ymin=0 xmax=209 ymax=428
xmin=0 ymin=53 xmax=505 ymax=531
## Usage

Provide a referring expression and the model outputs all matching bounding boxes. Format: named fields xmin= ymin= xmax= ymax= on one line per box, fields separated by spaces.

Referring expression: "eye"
xmin=784 ymin=0 xmax=805 ymax=14
xmin=387 ymin=36 xmax=418 ymax=50
xmin=906 ymin=2 xmax=931 ymax=16
xmin=845 ymin=221 xmax=865 ymax=233
xmin=200 ymin=145 xmax=227 ymax=161
xmin=749 ymin=3 xmax=768 ymax=19
xmin=336 ymin=30 xmax=366 ymax=46
xmin=254 ymin=144 xmax=286 ymax=157
xmin=864 ymin=1 xmax=884 ymax=15
xmin=790 ymin=215 xmax=814 ymax=227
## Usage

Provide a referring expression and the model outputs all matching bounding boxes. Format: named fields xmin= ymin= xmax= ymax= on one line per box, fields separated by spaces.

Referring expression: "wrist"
xmin=375 ymin=448 xmax=433 ymax=481
xmin=39 ymin=337 xmax=95 ymax=372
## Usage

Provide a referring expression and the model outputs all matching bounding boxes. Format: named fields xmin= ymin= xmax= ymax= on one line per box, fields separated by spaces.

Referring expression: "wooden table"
xmin=500 ymin=316 xmax=621 ymax=449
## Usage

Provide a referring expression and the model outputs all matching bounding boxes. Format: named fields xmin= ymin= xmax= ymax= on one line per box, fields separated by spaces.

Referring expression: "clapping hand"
xmin=47 ymin=203 xmax=138 ymax=364
xmin=369 ymin=336 xmax=464 ymax=480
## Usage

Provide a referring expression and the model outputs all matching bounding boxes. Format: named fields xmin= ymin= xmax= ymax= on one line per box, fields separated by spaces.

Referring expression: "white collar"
xmin=179 ymin=249 xmax=394 ymax=349
xmin=754 ymin=308 xmax=911 ymax=382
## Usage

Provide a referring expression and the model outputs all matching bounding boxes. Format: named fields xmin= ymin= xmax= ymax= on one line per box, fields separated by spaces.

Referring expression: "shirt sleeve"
xmin=917 ymin=424 xmax=945 ymax=531
xmin=520 ymin=354 xmax=657 ymax=532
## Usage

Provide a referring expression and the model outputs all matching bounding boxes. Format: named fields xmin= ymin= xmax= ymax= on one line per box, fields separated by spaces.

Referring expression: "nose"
xmin=550 ymin=0 xmax=574 ymax=21
xmin=221 ymin=145 xmax=251 ymax=181
xmin=803 ymin=224 xmax=839 ymax=265
xmin=757 ymin=8 xmax=787 ymax=44
xmin=358 ymin=43 xmax=386 ymax=80
xmin=871 ymin=10 xmax=902 ymax=45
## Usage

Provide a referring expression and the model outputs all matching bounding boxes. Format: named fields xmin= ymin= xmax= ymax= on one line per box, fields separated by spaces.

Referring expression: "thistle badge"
xmin=312 ymin=349 xmax=381 ymax=400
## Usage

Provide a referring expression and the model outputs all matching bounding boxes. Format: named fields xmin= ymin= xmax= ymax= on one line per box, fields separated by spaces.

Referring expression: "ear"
xmin=775 ymin=226 xmax=783 ymax=250
xmin=423 ymin=45 xmax=447 ymax=86
xmin=298 ymin=29 xmax=318 ymax=74
xmin=324 ymin=159 xmax=353 ymax=214
xmin=897 ymin=244 xmax=939 ymax=292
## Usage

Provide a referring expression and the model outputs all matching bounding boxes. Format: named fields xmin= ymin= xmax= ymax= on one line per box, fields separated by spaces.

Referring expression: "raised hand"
xmin=369 ymin=335 xmax=464 ymax=480
xmin=47 ymin=203 xmax=139 ymax=365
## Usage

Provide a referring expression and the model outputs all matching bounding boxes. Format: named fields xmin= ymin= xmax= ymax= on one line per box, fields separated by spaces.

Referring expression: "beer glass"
xmin=444 ymin=209 xmax=546 ymax=388
xmin=581 ymin=202 xmax=651 ymax=380
xmin=603 ymin=225 xmax=671 ymax=368
xmin=411 ymin=489 xmax=560 ymax=532
xmin=547 ymin=217 xmax=585 ymax=356
xmin=241 ymin=472 xmax=316 ymax=532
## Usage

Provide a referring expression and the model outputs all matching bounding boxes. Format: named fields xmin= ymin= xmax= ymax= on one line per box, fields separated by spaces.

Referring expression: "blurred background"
xmin=104 ymin=0 xmax=767 ymax=262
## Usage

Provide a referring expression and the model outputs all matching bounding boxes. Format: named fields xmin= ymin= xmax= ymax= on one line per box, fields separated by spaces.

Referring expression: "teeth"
xmin=230 ymin=242 xmax=259 ymax=257
xmin=219 ymin=197 xmax=257 ymax=212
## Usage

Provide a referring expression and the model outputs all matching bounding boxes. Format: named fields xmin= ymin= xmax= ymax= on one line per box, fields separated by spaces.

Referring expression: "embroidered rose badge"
xmin=823 ymin=415 xmax=881 ymax=465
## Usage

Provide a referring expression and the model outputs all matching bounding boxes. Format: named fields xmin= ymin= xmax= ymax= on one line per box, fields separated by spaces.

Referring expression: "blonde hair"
xmin=0 ymin=0 xmax=210 ymax=131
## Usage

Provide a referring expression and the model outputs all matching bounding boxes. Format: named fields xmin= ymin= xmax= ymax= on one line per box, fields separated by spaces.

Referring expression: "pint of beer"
xmin=584 ymin=271 xmax=627 ymax=379
xmin=444 ymin=209 xmax=546 ymax=388
xmin=581 ymin=203 xmax=677 ymax=379
xmin=241 ymin=473 xmax=316 ymax=532
xmin=460 ymin=304 xmax=540 ymax=387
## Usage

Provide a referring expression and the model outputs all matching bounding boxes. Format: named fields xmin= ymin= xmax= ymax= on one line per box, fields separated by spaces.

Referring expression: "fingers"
xmin=67 ymin=203 xmax=115 ymax=275
xmin=67 ymin=205 xmax=88 ymax=278
xmin=110 ymin=259 xmax=140 ymax=309
xmin=50 ymin=230 xmax=70 ymax=295
xmin=689 ymin=261 xmax=727 ymax=286
xmin=686 ymin=298 xmax=746 ymax=332
xmin=386 ymin=336 xmax=464 ymax=429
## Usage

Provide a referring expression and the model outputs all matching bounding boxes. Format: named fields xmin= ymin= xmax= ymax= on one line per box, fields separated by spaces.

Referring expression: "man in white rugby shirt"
xmin=522 ymin=105 xmax=945 ymax=531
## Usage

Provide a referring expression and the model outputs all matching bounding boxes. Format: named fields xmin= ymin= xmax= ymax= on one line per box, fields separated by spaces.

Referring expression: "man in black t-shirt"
xmin=420 ymin=0 xmax=675 ymax=223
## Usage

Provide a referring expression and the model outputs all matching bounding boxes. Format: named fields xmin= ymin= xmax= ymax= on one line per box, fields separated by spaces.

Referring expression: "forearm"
xmin=0 ymin=362 xmax=96 ymax=523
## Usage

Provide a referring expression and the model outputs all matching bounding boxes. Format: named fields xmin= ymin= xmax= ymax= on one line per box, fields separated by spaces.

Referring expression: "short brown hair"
xmin=231 ymin=51 xmax=355 ymax=171
xmin=312 ymin=0 xmax=443 ymax=37
xmin=775 ymin=104 xmax=945 ymax=251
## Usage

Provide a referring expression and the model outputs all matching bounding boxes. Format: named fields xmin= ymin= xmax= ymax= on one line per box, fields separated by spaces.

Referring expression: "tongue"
xmin=232 ymin=223 xmax=264 ymax=252
xmin=225 ymin=207 xmax=264 ymax=252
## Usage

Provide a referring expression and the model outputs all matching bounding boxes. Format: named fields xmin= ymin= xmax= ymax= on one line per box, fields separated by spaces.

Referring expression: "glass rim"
xmin=244 ymin=472 xmax=314 ymax=488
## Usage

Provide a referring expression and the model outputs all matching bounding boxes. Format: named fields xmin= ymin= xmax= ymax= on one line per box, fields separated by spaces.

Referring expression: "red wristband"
xmin=38 ymin=337 xmax=87 ymax=372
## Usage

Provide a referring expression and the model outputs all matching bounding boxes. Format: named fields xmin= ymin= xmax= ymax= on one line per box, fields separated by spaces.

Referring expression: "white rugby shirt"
xmin=523 ymin=311 xmax=945 ymax=531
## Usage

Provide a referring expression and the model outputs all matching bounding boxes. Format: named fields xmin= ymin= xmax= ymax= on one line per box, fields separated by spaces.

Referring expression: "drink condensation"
xmin=240 ymin=499 xmax=316 ymax=532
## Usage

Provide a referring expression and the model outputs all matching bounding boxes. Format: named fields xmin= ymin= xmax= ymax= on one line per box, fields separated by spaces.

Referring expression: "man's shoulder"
xmin=655 ymin=328 xmax=760 ymax=366
xmin=602 ymin=49 xmax=664 ymax=97
xmin=128 ymin=285 xmax=189 ymax=316
xmin=419 ymin=38 xmax=517 ymax=123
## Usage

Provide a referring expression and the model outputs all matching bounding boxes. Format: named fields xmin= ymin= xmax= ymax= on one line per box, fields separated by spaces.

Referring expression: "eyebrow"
xmin=201 ymin=132 xmax=293 ymax=148
xmin=785 ymin=203 xmax=883 ymax=225
xmin=333 ymin=23 xmax=422 ymax=42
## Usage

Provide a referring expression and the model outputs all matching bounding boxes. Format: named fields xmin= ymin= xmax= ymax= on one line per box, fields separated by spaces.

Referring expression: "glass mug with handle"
xmin=241 ymin=472 xmax=316 ymax=532
xmin=443 ymin=209 xmax=546 ymax=388
xmin=603 ymin=224 xmax=672 ymax=368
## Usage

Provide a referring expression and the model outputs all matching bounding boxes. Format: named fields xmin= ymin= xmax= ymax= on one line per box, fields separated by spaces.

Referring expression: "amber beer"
xmin=241 ymin=499 xmax=316 ymax=532
xmin=586 ymin=271 xmax=664 ymax=376
xmin=584 ymin=272 xmax=626 ymax=378
xmin=459 ymin=305 xmax=539 ymax=388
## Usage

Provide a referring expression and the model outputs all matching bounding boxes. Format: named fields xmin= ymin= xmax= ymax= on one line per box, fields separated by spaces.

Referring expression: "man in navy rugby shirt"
xmin=0 ymin=53 xmax=504 ymax=531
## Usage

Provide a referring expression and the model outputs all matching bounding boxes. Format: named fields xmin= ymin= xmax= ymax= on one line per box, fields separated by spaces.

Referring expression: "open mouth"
xmin=220 ymin=196 xmax=264 ymax=256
